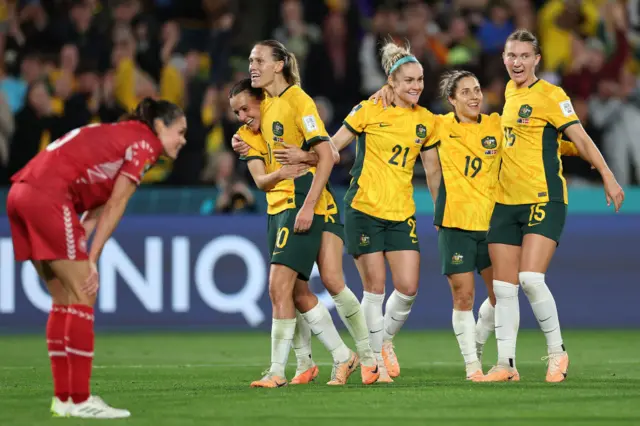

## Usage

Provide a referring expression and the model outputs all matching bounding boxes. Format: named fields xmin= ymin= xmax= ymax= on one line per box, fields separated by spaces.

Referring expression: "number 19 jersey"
xmin=343 ymin=100 xmax=436 ymax=222
xmin=497 ymin=79 xmax=580 ymax=205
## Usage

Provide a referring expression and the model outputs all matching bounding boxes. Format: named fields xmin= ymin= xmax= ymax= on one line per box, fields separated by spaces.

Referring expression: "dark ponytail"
xmin=121 ymin=97 xmax=184 ymax=134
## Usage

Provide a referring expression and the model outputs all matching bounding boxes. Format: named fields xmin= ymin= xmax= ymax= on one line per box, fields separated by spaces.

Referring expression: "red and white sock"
xmin=65 ymin=305 xmax=95 ymax=404
xmin=47 ymin=304 xmax=69 ymax=401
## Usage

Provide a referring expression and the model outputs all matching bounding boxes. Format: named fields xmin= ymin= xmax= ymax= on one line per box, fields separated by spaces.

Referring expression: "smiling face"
xmin=503 ymin=40 xmax=540 ymax=87
xmin=229 ymin=90 xmax=262 ymax=132
xmin=450 ymin=76 xmax=483 ymax=120
xmin=249 ymin=44 xmax=282 ymax=89
xmin=389 ymin=62 xmax=424 ymax=107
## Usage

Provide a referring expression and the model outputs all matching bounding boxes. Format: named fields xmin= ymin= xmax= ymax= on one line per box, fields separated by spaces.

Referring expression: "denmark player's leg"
xmin=382 ymin=217 xmax=420 ymax=378
xmin=31 ymin=261 xmax=72 ymax=416
xmin=318 ymin=218 xmax=378 ymax=385
xmin=520 ymin=202 xmax=569 ymax=382
xmin=8 ymin=183 xmax=129 ymax=417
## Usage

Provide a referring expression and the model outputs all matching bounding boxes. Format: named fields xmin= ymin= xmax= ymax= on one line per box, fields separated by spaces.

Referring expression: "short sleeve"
xmin=119 ymin=140 xmax=161 ymax=184
xmin=343 ymin=101 xmax=370 ymax=135
xmin=422 ymin=114 xmax=441 ymax=151
xmin=237 ymin=126 xmax=267 ymax=163
xmin=296 ymin=95 xmax=330 ymax=147
xmin=546 ymin=88 xmax=580 ymax=132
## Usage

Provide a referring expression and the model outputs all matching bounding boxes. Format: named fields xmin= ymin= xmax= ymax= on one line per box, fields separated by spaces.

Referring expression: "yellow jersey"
xmin=237 ymin=124 xmax=338 ymax=217
xmin=259 ymin=85 xmax=331 ymax=215
xmin=497 ymin=79 xmax=580 ymax=205
xmin=343 ymin=100 xmax=437 ymax=221
xmin=429 ymin=112 xmax=581 ymax=231
xmin=429 ymin=112 xmax=503 ymax=231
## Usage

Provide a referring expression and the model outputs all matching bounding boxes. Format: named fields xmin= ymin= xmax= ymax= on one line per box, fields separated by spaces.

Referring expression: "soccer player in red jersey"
xmin=6 ymin=98 xmax=186 ymax=419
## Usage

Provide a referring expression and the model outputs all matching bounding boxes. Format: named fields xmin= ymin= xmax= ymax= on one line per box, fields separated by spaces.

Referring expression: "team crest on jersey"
xmin=272 ymin=121 xmax=284 ymax=137
xmin=481 ymin=136 xmax=497 ymax=149
xmin=416 ymin=124 xmax=427 ymax=138
xmin=518 ymin=104 xmax=533 ymax=119
xmin=451 ymin=253 xmax=464 ymax=265
xmin=359 ymin=234 xmax=370 ymax=247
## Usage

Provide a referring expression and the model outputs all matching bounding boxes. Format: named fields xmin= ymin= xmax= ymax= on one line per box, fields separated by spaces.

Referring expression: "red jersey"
xmin=11 ymin=121 xmax=163 ymax=212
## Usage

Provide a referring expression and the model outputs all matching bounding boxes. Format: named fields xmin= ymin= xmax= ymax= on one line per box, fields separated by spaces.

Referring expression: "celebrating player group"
xmin=229 ymin=29 xmax=624 ymax=387
xmin=5 ymin=27 xmax=625 ymax=419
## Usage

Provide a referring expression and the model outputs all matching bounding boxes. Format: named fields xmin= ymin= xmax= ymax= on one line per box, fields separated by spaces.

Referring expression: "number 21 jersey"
xmin=343 ymin=100 xmax=436 ymax=221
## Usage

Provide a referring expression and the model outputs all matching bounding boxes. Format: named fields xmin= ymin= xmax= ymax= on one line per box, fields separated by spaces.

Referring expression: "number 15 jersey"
xmin=343 ymin=100 xmax=436 ymax=221
xmin=497 ymin=79 xmax=580 ymax=205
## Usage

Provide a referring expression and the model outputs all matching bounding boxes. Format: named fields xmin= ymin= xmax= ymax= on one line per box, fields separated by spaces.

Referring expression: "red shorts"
xmin=6 ymin=183 xmax=88 ymax=261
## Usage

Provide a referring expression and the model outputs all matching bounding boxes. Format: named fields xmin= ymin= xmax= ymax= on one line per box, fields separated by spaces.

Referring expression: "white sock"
xmin=361 ymin=291 xmax=384 ymax=358
xmin=475 ymin=297 xmax=495 ymax=356
xmin=493 ymin=281 xmax=519 ymax=368
xmin=383 ymin=290 xmax=416 ymax=342
xmin=452 ymin=309 xmax=478 ymax=364
xmin=332 ymin=287 xmax=376 ymax=366
xmin=519 ymin=272 xmax=565 ymax=355
xmin=270 ymin=318 xmax=296 ymax=377
xmin=302 ymin=302 xmax=351 ymax=363
xmin=292 ymin=310 xmax=313 ymax=371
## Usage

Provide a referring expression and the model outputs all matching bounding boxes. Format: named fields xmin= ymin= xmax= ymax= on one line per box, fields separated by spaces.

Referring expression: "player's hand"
xmin=82 ymin=262 xmax=99 ymax=297
xmin=274 ymin=143 xmax=306 ymax=165
xmin=294 ymin=205 xmax=314 ymax=233
xmin=279 ymin=164 xmax=309 ymax=180
xmin=369 ymin=84 xmax=394 ymax=109
xmin=603 ymin=173 xmax=624 ymax=213
xmin=231 ymin=134 xmax=251 ymax=156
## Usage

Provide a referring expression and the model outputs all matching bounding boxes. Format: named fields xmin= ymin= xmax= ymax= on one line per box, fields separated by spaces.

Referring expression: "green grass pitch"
xmin=1 ymin=330 xmax=639 ymax=425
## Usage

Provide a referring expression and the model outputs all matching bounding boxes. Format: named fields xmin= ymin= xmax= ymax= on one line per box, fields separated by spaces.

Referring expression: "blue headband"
xmin=388 ymin=56 xmax=418 ymax=75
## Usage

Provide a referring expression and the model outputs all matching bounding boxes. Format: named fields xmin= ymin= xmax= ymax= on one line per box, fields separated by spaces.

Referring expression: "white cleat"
xmin=50 ymin=397 xmax=71 ymax=417
xmin=67 ymin=395 xmax=131 ymax=419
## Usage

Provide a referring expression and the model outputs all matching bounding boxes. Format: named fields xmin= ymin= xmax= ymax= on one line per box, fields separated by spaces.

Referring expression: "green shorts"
xmin=487 ymin=202 xmax=567 ymax=246
xmin=344 ymin=205 xmax=419 ymax=256
xmin=438 ymin=227 xmax=491 ymax=275
xmin=267 ymin=208 xmax=324 ymax=281
xmin=323 ymin=213 xmax=344 ymax=242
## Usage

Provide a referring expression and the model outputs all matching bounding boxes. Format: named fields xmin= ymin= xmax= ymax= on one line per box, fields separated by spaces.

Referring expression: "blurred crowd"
xmin=0 ymin=0 xmax=638 ymax=213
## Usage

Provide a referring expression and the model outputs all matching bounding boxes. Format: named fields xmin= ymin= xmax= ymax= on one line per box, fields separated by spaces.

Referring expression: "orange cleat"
xmin=327 ymin=351 xmax=359 ymax=385
xmin=250 ymin=372 xmax=288 ymax=388
xmin=466 ymin=369 xmax=484 ymax=381
xmin=290 ymin=365 xmax=319 ymax=385
xmin=544 ymin=352 xmax=569 ymax=383
xmin=360 ymin=363 xmax=380 ymax=385
xmin=474 ymin=365 xmax=520 ymax=382
xmin=382 ymin=341 xmax=400 ymax=378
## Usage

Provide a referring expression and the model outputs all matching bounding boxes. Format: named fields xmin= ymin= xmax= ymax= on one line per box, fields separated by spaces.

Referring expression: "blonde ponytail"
xmin=380 ymin=40 xmax=416 ymax=76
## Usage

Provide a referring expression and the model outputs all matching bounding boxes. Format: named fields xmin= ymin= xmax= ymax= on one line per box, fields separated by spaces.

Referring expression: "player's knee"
xmin=362 ymin=277 xmax=385 ymax=294
xmin=452 ymin=291 xmax=474 ymax=311
xmin=292 ymin=285 xmax=317 ymax=312
xmin=518 ymin=271 xmax=548 ymax=301
xmin=319 ymin=270 xmax=345 ymax=296
xmin=394 ymin=279 xmax=418 ymax=297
